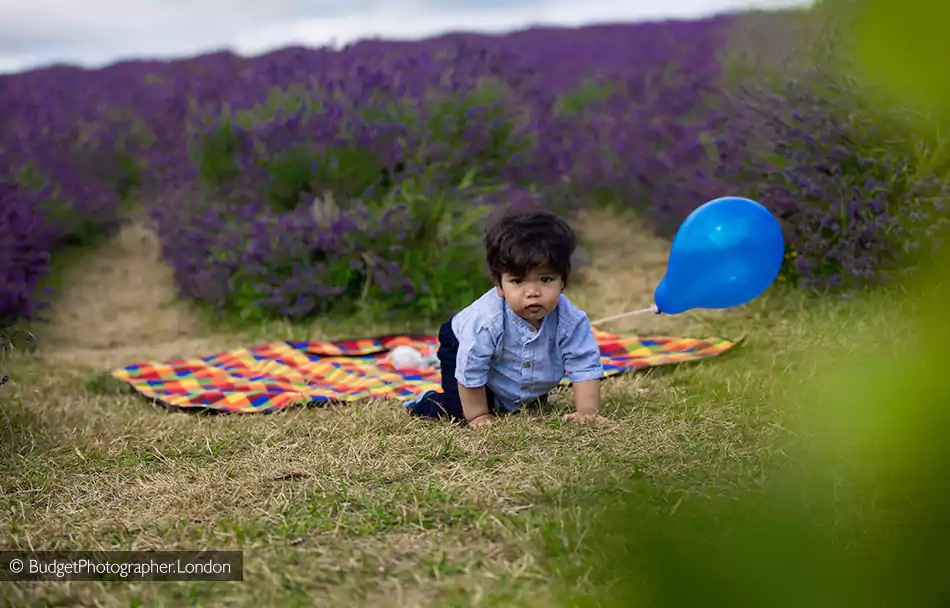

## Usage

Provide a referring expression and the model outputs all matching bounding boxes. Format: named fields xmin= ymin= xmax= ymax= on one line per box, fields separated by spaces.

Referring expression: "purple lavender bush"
xmin=151 ymin=175 xmax=532 ymax=322
xmin=0 ymin=78 xmax=126 ymax=322
xmin=166 ymin=44 xmax=551 ymax=321
xmin=186 ymin=62 xmax=536 ymax=210
xmin=735 ymin=76 xmax=948 ymax=291
xmin=716 ymin=10 xmax=950 ymax=291
xmin=0 ymin=67 xmax=133 ymax=241
xmin=0 ymin=179 xmax=57 ymax=325
xmin=4 ymin=9 xmax=946 ymax=326
xmin=158 ymin=18 xmax=746 ymax=322
xmin=0 ymin=51 xmax=255 ymax=323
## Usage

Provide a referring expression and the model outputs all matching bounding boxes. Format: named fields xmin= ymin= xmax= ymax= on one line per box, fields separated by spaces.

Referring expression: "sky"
xmin=0 ymin=0 xmax=812 ymax=75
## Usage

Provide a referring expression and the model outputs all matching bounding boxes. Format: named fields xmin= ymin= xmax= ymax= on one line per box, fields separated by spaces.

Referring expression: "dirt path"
xmin=30 ymin=207 xmax=705 ymax=372
xmin=35 ymin=217 xmax=248 ymax=370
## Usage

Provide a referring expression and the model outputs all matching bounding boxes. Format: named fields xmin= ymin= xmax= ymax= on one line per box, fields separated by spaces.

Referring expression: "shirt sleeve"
xmin=561 ymin=315 xmax=605 ymax=383
xmin=454 ymin=318 xmax=498 ymax=388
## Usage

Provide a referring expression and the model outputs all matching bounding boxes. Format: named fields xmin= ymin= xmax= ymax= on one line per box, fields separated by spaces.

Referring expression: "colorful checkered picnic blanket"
xmin=110 ymin=328 xmax=742 ymax=413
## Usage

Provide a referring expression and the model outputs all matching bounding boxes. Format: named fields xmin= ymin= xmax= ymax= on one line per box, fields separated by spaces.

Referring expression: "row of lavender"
xmin=151 ymin=18 xmax=746 ymax=322
xmin=2 ymin=9 xmax=945 ymax=325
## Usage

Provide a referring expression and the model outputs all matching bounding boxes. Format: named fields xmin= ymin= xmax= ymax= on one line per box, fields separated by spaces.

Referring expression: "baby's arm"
xmin=572 ymin=379 xmax=602 ymax=416
xmin=458 ymin=383 xmax=497 ymax=427
xmin=455 ymin=318 xmax=500 ymax=427
xmin=562 ymin=315 xmax=607 ymax=423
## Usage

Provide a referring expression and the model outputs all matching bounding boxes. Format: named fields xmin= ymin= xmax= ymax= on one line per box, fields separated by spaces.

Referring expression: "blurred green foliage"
xmin=563 ymin=232 xmax=950 ymax=608
xmin=850 ymin=0 xmax=950 ymax=125
xmin=561 ymin=4 xmax=950 ymax=603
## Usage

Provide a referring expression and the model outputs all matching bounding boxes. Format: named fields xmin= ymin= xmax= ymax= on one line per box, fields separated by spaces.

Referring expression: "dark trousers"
xmin=407 ymin=319 xmax=497 ymax=421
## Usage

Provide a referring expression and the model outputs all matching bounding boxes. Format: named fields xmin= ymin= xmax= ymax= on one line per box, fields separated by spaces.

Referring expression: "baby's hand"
xmin=468 ymin=413 xmax=499 ymax=428
xmin=562 ymin=411 xmax=608 ymax=424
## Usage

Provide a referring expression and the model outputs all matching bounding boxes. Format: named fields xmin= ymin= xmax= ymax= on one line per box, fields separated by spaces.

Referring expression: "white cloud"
xmin=241 ymin=0 xmax=808 ymax=52
xmin=0 ymin=0 xmax=811 ymax=75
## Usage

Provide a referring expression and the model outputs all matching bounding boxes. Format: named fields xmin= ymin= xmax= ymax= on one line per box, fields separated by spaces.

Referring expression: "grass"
xmin=0 ymin=207 xmax=914 ymax=606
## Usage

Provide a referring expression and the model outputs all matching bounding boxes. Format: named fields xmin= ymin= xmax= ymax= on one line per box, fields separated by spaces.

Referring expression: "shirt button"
xmin=523 ymin=361 xmax=531 ymax=368
xmin=529 ymin=327 xmax=536 ymax=333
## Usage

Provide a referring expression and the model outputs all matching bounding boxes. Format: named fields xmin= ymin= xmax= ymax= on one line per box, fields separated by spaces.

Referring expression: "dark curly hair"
xmin=483 ymin=206 xmax=577 ymax=287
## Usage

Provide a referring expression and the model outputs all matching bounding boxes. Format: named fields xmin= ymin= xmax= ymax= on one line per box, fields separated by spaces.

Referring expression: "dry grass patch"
xmin=34 ymin=217 xmax=250 ymax=370
xmin=1 ymin=207 xmax=813 ymax=606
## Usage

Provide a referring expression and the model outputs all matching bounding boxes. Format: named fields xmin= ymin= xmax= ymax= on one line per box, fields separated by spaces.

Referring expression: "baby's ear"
xmin=495 ymin=284 xmax=504 ymax=297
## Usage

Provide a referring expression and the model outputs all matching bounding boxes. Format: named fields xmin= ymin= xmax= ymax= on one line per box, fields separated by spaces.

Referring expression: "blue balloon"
xmin=654 ymin=196 xmax=785 ymax=315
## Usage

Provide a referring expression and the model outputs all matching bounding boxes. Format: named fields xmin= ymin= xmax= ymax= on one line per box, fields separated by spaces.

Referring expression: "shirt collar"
xmin=502 ymin=296 xmax=554 ymax=337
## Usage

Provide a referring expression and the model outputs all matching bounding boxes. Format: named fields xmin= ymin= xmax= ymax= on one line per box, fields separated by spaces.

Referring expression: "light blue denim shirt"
xmin=451 ymin=288 xmax=605 ymax=412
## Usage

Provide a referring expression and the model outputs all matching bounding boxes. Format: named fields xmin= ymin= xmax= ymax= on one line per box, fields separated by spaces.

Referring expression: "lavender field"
xmin=2 ymin=3 xmax=949 ymax=606
xmin=2 ymin=6 xmax=944 ymax=328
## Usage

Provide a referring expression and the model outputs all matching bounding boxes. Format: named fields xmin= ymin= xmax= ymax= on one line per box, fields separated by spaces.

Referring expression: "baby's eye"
xmin=510 ymin=278 xmax=524 ymax=285
xmin=541 ymin=276 xmax=556 ymax=283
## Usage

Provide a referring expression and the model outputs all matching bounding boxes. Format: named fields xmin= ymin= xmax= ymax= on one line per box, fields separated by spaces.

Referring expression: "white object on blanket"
xmin=390 ymin=346 xmax=440 ymax=370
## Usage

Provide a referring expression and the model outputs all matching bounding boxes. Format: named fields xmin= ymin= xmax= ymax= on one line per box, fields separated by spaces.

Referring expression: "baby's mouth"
xmin=525 ymin=304 xmax=544 ymax=313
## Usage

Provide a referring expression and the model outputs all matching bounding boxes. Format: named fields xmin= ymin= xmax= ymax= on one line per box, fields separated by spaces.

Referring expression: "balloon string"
xmin=589 ymin=305 xmax=659 ymax=326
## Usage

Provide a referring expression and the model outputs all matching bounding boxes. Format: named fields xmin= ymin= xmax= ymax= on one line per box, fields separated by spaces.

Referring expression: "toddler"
xmin=406 ymin=207 xmax=607 ymax=427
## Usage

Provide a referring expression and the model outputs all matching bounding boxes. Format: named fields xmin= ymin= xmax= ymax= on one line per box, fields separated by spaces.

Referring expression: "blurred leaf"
xmin=850 ymin=0 xmax=950 ymax=122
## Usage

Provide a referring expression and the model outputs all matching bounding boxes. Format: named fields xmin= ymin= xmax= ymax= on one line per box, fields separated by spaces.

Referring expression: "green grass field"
xmin=0 ymin=207 xmax=942 ymax=607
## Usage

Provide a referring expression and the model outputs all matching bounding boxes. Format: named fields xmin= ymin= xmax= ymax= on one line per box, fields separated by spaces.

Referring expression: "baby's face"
xmin=495 ymin=266 xmax=564 ymax=328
